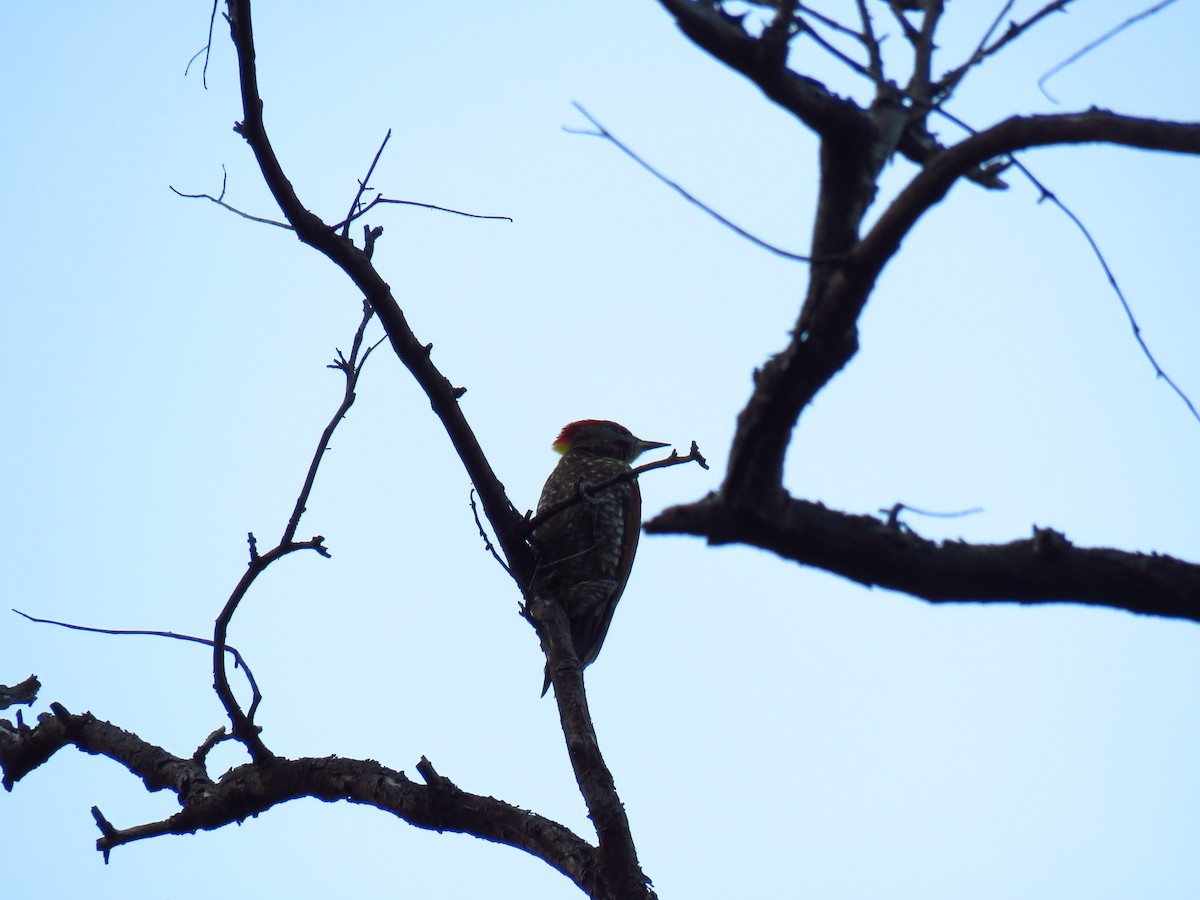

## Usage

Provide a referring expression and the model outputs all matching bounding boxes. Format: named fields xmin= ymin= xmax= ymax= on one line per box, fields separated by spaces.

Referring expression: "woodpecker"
xmin=531 ymin=420 xmax=668 ymax=696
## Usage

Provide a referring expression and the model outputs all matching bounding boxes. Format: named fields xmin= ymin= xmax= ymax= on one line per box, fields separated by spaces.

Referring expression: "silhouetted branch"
xmin=0 ymin=704 xmax=598 ymax=890
xmin=523 ymin=590 xmax=657 ymax=899
xmin=852 ymin=0 xmax=884 ymax=80
xmin=282 ymin=300 xmax=379 ymax=546
xmin=1036 ymin=178 xmax=1199 ymax=422
xmin=221 ymin=4 xmax=657 ymax=894
xmin=1038 ymin=0 xmax=1180 ymax=102
xmin=647 ymin=495 xmax=1200 ymax=621
xmin=524 ymin=442 xmax=708 ymax=539
xmin=204 ymin=298 xmax=382 ymax=757
xmin=566 ymin=104 xmax=811 ymax=263
xmin=470 ymin=488 xmax=513 ymax=578
xmin=651 ymin=8 xmax=1200 ymax=622
xmin=0 ymin=675 xmax=39 ymax=710
xmin=656 ymin=0 xmax=861 ymax=137
xmin=331 ymin=127 xmax=513 ymax=235
xmin=881 ymin=503 xmax=984 ymax=529
xmin=211 ymin=535 xmax=327 ymax=761
xmin=856 ymin=111 xmax=1200 ymax=304
xmin=333 ymin=196 xmax=513 ymax=233
xmin=11 ymin=611 xmax=262 ymax=714
xmin=795 ymin=10 xmax=872 ymax=80
xmin=898 ymin=107 xmax=1200 ymax=423
xmin=182 ymin=0 xmax=221 ymax=87
xmin=224 ymin=0 xmax=530 ymax=592
xmin=170 ymin=167 xmax=292 ymax=229
xmin=341 ymin=130 xmax=392 ymax=239
xmin=934 ymin=0 xmax=1075 ymax=100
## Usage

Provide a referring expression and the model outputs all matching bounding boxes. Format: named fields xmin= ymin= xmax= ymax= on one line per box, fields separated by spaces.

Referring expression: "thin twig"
xmin=907 ymin=0 xmax=944 ymax=101
xmin=933 ymin=107 xmax=1200 ymax=424
xmin=882 ymin=502 xmax=983 ymax=528
xmin=341 ymin=130 xmax=393 ymax=240
xmin=885 ymin=0 xmax=922 ymax=42
xmin=975 ymin=0 xmax=1016 ymax=56
xmin=799 ymin=3 xmax=866 ymax=42
xmin=853 ymin=0 xmax=885 ymax=81
xmin=171 ymin=167 xmax=292 ymax=229
xmin=1038 ymin=187 xmax=1199 ymax=421
xmin=933 ymin=0 xmax=1075 ymax=101
xmin=181 ymin=0 xmax=221 ymax=88
xmin=525 ymin=443 xmax=708 ymax=539
xmin=332 ymin=196 xmax=513 ymax=233
xmin=795 ymin=15 xmax=873 ymax=79
xmin=282 ymin=300 xmax=378 ymax=546
xmin=12 ymin=609 xmax=263 ymax=709
xmin=567 ymin=103 xmax=812 ymax=263
xmin=1038 ymin=0 xmax=1179 ymax=102
xmin=470 ymin=489 xmax=514 ymax=578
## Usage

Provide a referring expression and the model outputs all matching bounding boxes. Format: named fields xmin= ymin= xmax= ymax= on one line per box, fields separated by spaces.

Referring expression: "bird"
xmin=530 ymin=420 xmax=668 ymax=696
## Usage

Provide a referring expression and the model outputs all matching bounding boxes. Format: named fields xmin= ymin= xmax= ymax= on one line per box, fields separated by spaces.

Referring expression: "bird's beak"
xmin=635 ymin=438 xmax=670 ymax=457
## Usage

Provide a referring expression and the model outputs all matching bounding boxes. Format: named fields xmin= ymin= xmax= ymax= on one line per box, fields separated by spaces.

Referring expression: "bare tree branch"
xmin=170 ymin=168 xmax=292 ymax=229
xmin=340 ymin=130 xmax=392 ymax=239
xmin=526 ymin=593 xmax=657 ymax=899
xmin=647 ymin=495 xmax=1200 ymax=621
xmin=933 ymin=0 xmax=1076 ymax=100
xmin=524 ymin=443 xmax=708 ymax=540
xmin=0 ymin=675 xmax=39 ymax=710
xmin=566 ymin=104 xmax=811 ymax=262
xmin=281 ymin=300 xmax=378 ymax=546
xmin=220 ymin=4 xmax=658 ymax=895
xmin=10 ymin=611 xmax=263 ymax=715
xmin=0 ymin=705 xmax=599 ymax=891
xmin=855 ymin=111 xmax=1200 ymax=292
xmin=656 ymin=0 xmax=866 ymax=139
xmin=852 ymin=0 xmax=885 ymax=82
xmin=716 ymin=109 xmax=1200 ymax=510
xmin=648 ymin=9 xmax=1200 ymax=621
xmin=1038 ymin=0 xmax=1180 ymax=102
xmin=223 ymin=0 xmax=530 ymax=591
xmin=332 ymin=195 xmax=514 ymax=233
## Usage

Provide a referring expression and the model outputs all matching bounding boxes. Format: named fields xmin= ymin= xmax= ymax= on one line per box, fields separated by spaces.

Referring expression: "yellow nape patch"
xmin=552 ymin=439 xmax=570 ymax=455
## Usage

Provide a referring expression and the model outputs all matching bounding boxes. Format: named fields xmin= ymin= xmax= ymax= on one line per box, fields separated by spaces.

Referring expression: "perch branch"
xmin=525 ymin=443 xmax=708 ymax=539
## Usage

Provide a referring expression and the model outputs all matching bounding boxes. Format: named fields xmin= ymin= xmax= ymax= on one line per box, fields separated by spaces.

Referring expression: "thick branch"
xmin=655 ymin=0 xmax=865 ymax=140
xmin=1 ymin=703 xmax=212 ymax=796
xmin=722 ymin=109 xmax=1200 ymax=506
xmin=0 ymin=675 xmax=40 ymax=710
xmin=647 ymin=495 xmax=1200 ymax=621
xmin=531 ymin=595 xmax=656 ymax=899
xmin=856 ymin=110 xmax=1200 ymax=282
xmin=0 ymin=705 xmax=599 ymax=892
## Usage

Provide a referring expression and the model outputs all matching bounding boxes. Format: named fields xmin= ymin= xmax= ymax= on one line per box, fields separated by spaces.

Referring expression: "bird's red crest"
xmin=552 ymin=419 xmax=625 ymax=454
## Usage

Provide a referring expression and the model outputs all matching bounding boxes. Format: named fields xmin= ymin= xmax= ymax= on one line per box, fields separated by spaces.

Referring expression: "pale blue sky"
xmin=3 ymin=3 xmax=1199 ymax=898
